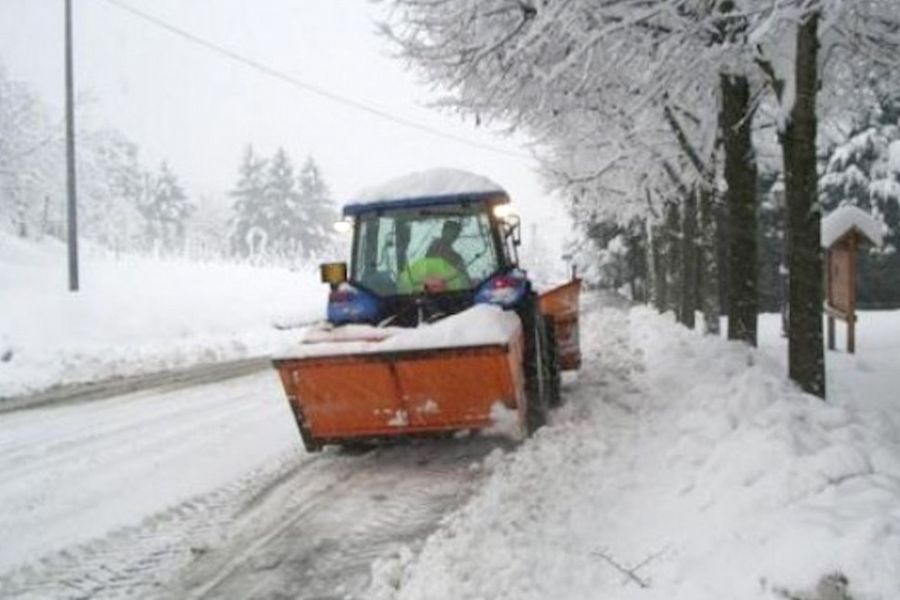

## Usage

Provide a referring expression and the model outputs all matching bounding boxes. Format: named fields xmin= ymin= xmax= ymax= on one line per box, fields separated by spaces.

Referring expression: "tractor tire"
xmin=543 ymin=315 xmax=563 ymax=408
xmin=520 ymin=295 xmax=549 ymax=435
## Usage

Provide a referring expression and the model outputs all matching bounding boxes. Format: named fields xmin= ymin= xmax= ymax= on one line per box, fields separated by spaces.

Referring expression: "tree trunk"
xmin=783 ymin=13 xmax=826 ymax=398
xmin=680 ymin=189 xmax=698 ymax=328
xmin=666 ymin=201 xmax=683 ymax=318
xmin=699 ymin=185 xmax=721 ymax=334
xmin=721 ymin=72 xmax=759 ymax=345
xmin=650 ymin=221 xmax=667 ymax=312
xmin=629 ymin=221 xmax=648 ymax=303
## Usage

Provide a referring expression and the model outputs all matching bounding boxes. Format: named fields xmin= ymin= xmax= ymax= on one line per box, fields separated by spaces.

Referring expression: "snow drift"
xmin=370 ymin=304 xmax=900 ymax=600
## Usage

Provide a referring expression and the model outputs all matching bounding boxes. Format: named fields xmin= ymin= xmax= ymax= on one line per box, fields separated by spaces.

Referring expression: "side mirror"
xmin=320 ymin=262 xmax=348 ymax=287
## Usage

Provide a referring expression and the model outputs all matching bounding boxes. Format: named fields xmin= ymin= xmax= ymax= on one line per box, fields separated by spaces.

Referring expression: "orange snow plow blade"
xmin=273 ymin=335 xmax=525 ymax=451
xmin=539 ymin=278 xmax=583 ymax=370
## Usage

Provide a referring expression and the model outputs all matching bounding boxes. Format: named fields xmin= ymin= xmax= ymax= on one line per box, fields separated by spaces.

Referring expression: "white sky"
xmin=0 ymin=0 xmax=570 ymax=262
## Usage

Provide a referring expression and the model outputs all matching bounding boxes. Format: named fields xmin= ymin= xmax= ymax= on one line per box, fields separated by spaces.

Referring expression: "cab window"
xmin=352 ymin=205 xmax=499 ymax=296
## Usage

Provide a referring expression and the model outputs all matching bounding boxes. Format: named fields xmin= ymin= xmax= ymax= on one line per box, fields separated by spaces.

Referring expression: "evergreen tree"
xmin=263 ymin=147 xmax=303 ymax=256
xmin=228 ymin=148 xmax=337 ymax=260
xmin=228 ymin=145 xmax=268 ymax=257
xmin=296 ymin=156 xmax=337 ymax=259
xmin=139 ymin=161 xmax=193 ymax=255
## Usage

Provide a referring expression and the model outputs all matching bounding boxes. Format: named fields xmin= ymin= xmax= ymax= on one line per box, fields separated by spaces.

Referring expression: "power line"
xmin=98 ymin=0 xmax=533 ymax=161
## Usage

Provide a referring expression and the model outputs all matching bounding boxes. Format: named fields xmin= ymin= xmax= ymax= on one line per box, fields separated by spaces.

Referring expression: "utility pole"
xmin=65 ymin=0 xmax=80 ymax=291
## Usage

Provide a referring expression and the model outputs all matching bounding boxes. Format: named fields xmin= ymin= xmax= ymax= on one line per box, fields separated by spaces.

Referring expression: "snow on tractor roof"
xmin=343 ymin=168 xmax=508 ymax=216
xmin=821 ymin=204 xmax=884 ymax=248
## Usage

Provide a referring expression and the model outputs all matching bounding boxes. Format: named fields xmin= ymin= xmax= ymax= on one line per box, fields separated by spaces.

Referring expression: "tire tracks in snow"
xmin=175 ymin=438 xmax=508 ymax=600
xmin=0 ymin=437 xmax=508 ymax=600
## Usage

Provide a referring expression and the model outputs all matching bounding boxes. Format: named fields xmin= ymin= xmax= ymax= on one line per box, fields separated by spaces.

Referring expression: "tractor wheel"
xmin=543 ymin=315 xmax=563 ymax=408
xmin=521 ymin=295 xmax=549 ymax=435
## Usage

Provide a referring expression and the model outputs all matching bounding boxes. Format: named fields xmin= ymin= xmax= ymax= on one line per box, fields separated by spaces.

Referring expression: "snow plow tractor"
xmin=273 ymin=170 xmax=581 ymax=452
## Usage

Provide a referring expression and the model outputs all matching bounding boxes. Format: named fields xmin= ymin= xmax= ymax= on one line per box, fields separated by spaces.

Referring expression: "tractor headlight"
xmin=333 ymin=218 xmax=353 ymax=234
xmin=493 ymin=204 xmax=514 ymax=220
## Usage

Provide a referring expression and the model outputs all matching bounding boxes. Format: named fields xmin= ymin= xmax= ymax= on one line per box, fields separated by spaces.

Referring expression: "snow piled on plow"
xmin=277 ymin=304 xmax=522 ymax=359
xmin=369 ymin=303 xmax=900 ymax=600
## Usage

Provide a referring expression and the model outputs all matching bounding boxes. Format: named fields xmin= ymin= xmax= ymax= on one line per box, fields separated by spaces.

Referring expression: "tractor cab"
xmin=321 ymin=189 xmax=525 ymax=327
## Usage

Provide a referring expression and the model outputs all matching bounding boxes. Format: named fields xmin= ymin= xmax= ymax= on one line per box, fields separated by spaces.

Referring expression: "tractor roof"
xmin=343 ymin=168 xmax=509 ymax=217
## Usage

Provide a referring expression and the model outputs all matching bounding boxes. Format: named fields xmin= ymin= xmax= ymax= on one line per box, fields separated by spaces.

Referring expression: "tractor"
xmin=273 ymin=170 xmax=580 ymax=452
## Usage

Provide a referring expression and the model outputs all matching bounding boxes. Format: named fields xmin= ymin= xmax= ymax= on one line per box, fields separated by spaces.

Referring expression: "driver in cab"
xmin=396 ymin=218 xmax=474 ymax=294
xmin=427 ymin=221 xmax=464 ymax=271
xmin=425 ymin=220 xmax=471 ymax=288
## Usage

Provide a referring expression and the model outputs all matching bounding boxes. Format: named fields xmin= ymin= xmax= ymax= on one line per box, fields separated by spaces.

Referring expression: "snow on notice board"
xmin=821 ymin=204 xmax=884 ymax=249
xmin=276 ymin=304 xmax=521 ymax=359
xmin=349 ymin=169 xmax=505 ymax=204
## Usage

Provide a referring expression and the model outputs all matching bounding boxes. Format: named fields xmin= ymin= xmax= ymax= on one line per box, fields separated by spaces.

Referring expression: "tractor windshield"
xmin=352 ymin=205 xmax=501 ymax=296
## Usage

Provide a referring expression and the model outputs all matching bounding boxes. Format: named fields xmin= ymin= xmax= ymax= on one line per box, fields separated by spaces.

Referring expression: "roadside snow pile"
xmin=0 ymin=234 xmax=322 ymax=398
xmin=370 ymin=304 xmax=900 ymax=600
xmin=279 ymin=304 xmax=521 ymax=359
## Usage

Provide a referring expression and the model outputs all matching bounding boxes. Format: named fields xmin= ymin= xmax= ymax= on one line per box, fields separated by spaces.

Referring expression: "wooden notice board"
xmin=821 ymin=205 xmax=883 ymax=354
xmin=825 ymin=233 xmax=859 ymax=353
xmin=827 ymin=242 xmax=853 ymax=316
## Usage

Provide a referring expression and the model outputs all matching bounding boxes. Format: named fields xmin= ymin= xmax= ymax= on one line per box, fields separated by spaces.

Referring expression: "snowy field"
xmin=0 ymin=233 xmax=324 ymax=399
xmin=370 ymin=303 xmax=900 ymax=600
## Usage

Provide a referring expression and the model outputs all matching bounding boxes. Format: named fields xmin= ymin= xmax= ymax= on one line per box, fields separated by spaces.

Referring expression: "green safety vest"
xmin=397 ymin=257 xmax=467 ymax=294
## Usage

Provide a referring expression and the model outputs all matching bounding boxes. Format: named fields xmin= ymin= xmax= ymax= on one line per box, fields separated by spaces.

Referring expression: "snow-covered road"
xmin=0 ymin=369 xmax=507 ymax=599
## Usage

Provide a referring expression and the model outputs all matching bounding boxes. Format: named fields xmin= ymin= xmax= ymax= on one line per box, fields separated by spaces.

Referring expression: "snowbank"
xmin=0 ymin=234 xmax=323 ymax=398
xmin=277 ymin=304 xmax=521 ymax=359
xmin=349 ymin=168 xmax=504 ymax=204
xmin=370 ymin=304 xmax=900 ymax=600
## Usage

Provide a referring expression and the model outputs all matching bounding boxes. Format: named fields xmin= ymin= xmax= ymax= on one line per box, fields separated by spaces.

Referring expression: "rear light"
xmin=491 ymin=275 xmax=519 ymax=289
xmin=475 ymin=271 xmax=529 ymax=308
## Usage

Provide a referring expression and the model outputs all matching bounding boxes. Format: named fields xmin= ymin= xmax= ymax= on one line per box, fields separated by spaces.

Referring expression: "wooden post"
xmin=827 ymin=315 xmax=835 ymax=350
xmin=847 ymin=314 xmax=855 ymax=354
xmin=825 ymin=247 xmax=833 ymax=350
xmin=847 ymin=234 xmax=857 ymax=354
